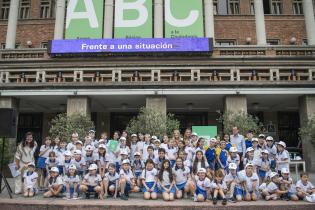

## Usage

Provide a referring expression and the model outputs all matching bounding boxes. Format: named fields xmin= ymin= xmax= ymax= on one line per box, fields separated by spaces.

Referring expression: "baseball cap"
xmin=266 ymin=136 xmax=274 ymax=141
xmin=197 ymin=168 xmax=206 ymax=173
xmin=229 ymin=163 xmax=237 ymax=170
xmin=50 ymin=167 xmax=59 ymax=173
xmin=229 ymin=147 xmax=238 ymax=153
xmin=88 ymin=163 xmax=98 ymax=170
xmin=122 ymin=159 xmax=130 ymax=165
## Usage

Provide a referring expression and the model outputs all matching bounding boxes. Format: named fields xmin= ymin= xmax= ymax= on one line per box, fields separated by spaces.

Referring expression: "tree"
xmin=126 ymin=107 xmax=180 ymax=138
xmin=299 ymin=115 xmax=315 ymax=147
xmin=218 ymin=111 xmax=263 ymax=135
xmin=49 ymin=113 xmax=95 ymax=142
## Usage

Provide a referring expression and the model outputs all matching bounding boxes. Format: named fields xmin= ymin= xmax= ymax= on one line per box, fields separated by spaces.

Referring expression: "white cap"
xmin=197 ymin=168 xmax=206 ymax=173
xmin=210 ymin=138 xmax=217 ymax=143
xmin=120 ymin=151 xmax=128 ymax=156
xmin=229 ymin=147 xmax=238 ymax=153
xmin=88 ymin=163 xmax=98 ymax=170
xmin=27 ymin=162 xmax=35 ymax=167
xmin=151 ymin=135 xmax=158 ymax=140
xmin=98 ymin=139 xmax=105 ymax=143
xmin=75 ymin=140 xmax=83 ymax=145
xmin=85 ymin=145 xmax=93 ymax=151
xmin=154 ymin=139 xmax=161 ymax=143
xmin=73 ymin=150 xmax=82 ymax=155
xmin=50 ymin=167 xmax=59 ymax=173
xmin=98 ymin=144 xmax=106 ymax=149
xmin=281 ymin=168 xmax=290 ymax=174
xmin=252 ymin=138 xmax=259 ymax=142
xmin=131 ymin=134 xmax=137 ymax=137
xmin=119 ymin=137 xmax=126 ymax=141
xmin=246 ymin=147 xmax=254 ymax=153
xmin=68 ymin=164 xmax=77 ymax=170
xmin=134 ymin=152 xmax=141 ymax=156
xmin=261 ymin=149 xmax=269 ymax=154
xmin=258 ymin=134 xmax=265 ymax=138
xmin=88 ymin=130 xmax=95 ymax=133
xmin=229 ymin=163 xmax=237 ymax=170
xmin=266 ymin=136 xmax=274 ymax=141
xmin=64 ymin=151 xmax=72 ymax=156
xmin=122 ymin=159 xmax=130 ymax=165
xmin=269 ymin=172 xmax=278 ymax=179
xmin=245 ymin=163 xmax=254 ymax=168
xmin=191 ymin=132 xmax=198 ymax=136
xmin=277 ymin=141 xmax=286 ymax=148
xmin=72 ymin=132 xmax=79 ymax=137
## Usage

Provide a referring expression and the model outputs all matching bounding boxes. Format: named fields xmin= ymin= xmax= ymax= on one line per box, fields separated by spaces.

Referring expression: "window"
xmin=293 ymin=0 xmax=303 ymax=14
xmin=271 ymin=0 xmax=282 ymax=14
xmin=302 ymin=39 xmax=308 ymax=46
xmin=215 ymin=39 xmax=237 ymax=46
xmin=15 ymin=43 xmax=21 ymax=49
xmin=0 ymin=0 xmax=10 ymax=20
xmin=40 ymin=42 xmax=48 ymax=48
xmin=228 ymin=0 xmax=240 ymax=15
xmin=19 ymin=0 xmax=30 ymax=19
xmin=1 ymin=43 xmax=5 ymax=49
xmin=213 ymin=0 xmax=218 ymax=15
xmin=250 ymin=0 xmax=255 ymax=15
xmin=40 ymin=0 xmax=55 ymax=18
xmin=267 ymin=39 xmax=280 ymax=45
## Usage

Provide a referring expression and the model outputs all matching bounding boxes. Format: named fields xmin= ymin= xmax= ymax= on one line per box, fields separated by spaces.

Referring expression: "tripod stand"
xmin=0 ymin=137 xmax=13 ymax=198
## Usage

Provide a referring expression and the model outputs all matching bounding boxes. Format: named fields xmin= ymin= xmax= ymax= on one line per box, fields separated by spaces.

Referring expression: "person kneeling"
xmin=79 ymin=164 xmax=103 ymax=199
xmin=193 ymin=168 xmax=211 ymax=202
xmin=158 ymin=160 xmax=175 ymax=201
xmin=141 ymin=159 xmax=158 ymax=200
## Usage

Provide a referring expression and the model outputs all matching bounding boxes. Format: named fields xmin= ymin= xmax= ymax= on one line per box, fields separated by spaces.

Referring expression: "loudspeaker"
xmin=0 ymin=108 xmax=17 ymax=138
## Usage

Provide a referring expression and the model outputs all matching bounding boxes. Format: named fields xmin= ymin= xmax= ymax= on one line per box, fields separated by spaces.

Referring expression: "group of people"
xmin=14 ymin=128 xmax=315 ymax=204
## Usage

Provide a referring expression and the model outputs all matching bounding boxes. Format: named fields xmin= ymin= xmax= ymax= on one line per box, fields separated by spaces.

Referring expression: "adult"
xmin=230 ymin=127 xmax=246 ymax=169
xmin=14 ymin=132 xmax=38 ymax=194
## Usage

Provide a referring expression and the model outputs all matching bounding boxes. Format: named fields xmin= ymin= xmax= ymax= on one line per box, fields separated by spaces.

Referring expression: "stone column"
xmin=54 ymin=0 xmax=66 ymax=39
xmin=204 ymin=0 xmax=215 ymax=41
xmin=303 ymin=0 xmax=315 ymax=45
xmin=0 ymin=97 xmax=19 ymax=161
xmin=103 ymin=0 xmax=114 ymax=38
xmin=224 ymin=95 xmax=247 ymax=113
xmin=146 ymin=96 xmax=167 ymax=116
xmin=254 ymin=0 xmax=267 ymax=45
xmin=67 ymin=96 xmax=91 ymax=118
xmin=5 ymin=0 xmax=20 ymax=49
xmin=299 ymin=95 xmax=315 ymax=171
xmin=154 ymin=0 xmax=163 ymax=38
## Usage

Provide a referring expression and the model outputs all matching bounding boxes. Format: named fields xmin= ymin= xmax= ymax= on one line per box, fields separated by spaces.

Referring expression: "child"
xmin=67 ymin=132 xmax=79 ymax=152
xmin=216 ymin=141 xmax=228 ymax=174
xmin=96 ymin=144 xmax=108 ymax=178
xmin=184 ymin=138 xmax=194 ymax=162
xmin=227 ymin=147 xmax=240 ymax=170
xmin=243 ymin=147 xmax=255 ymax=167
xmin=166 ymin=139 xmax=177 ymax=167
xmin=55 ymin=139 xmax=67 ymax=175
xmin=64 ymin=164 xmax=80 ymax=199
xmin=79 ymin=163 xmax=103 ymax=199
xmin=132 ymin=152 xmax=144 ymax=187
xmin=205 ymin=138 xmax=216 ymax=177
xmin=173 ymin=157 xmax=194 ymax=199
xmin=224 ymin=163 xmax=241 ymax=202
xmin=43 ymin=167 xmax=63 ymax=198
xmin=275 ymin=141 xmax=289 ymax=175
xmin=119 ymin=159 xmax=140 ymax=200
xmin=154 ymin=148 xmax=167 ymax=170
xmin=211 ymin=170 xmax=228 ymax=205
xmin=262 ymin=172 xmax=288 ymax=200
xmin=130 ymin=134 xmax=138 ymax=162
xmin=251 ymin=138 xmax=262 ymax=161
xmin=23 ymin=162 xmax=38 ymax=197
xmin=160 ymin=135 xmax=169 ymax=150
xmin=72 ymin=150 xmax=86 ymax=177
xmin=238 ymin=163 xmax=258 ymax=201
xmin=119 ymin=137 xmax=130 ymax=158
xmin=194 ymin=137 xmax=206 ymax=154
xmin=141 ymin=159 xmax=158 ymax=200
xmin=103 ymin=163 xmax=119 ymax=198
xmin=141 ymin=134 xmax=152 ymax=160
xmin=62 ymin=151 xmax=73 ymax=174
xmin=117 ymin=151 xmax=129 ymax=172
xmin=193 ymin=168 xmax=211 ymax=202
xmin=45 ymin=151 xmax=59 ymax=187
xmin=84 ymin=145 xmax=96 ymax=167
xmin=192 ymin=150 xmax=209 ymax=176
xmin=265 ymin=136 xmax=277 ymax=170
xmin=296 ymin=172 xmax=315 ymax=200
xmin=146 ymin=145 xmax=156 ymax=162
xmin=153 ymin=139 xmax=161 ymax=157
xmin=279 ymin=168 xmax=299 ymax=201
xmin=245 ymin=131 xmax=253 ymax=149
xmin=255 ymin=149 xmax=271 ymax=184
xmin=158 ymin=160 xmax=175 ymax=201
xmin=178 ymin=150 xmax=191 ymax=169
xmin=38 ymin=137 xmax=52 ymax=188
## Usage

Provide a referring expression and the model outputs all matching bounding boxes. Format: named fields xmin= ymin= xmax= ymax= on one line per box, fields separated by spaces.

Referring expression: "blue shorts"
xmin=170 ymin=160 xmax=176 ymax=168
xmin=234 ymin=187 xmax=243 ymax=197
xmin=270 ymin=160 xmax=276 ymax=169
xmin=161 ymin=185 xmax=176 ymax=194
xmin=208 ymin=161 xmax=215 ymax=170
xmin=135 ymin=172 xmax=141 ymax=178
xmin=37 ymin=157 xmax=46 ymax=169
xmin=87 ymin=185 xmax=97 ymax=193
xmin=115 ymin=162 xmax=121 ymax=173
xmin=142 ymin=182 xmax=158 ymax=193
xmin=288 ymin=191 xmax=295 ymax=197
xmin=258 ymin=170 xmax=267 ymax=178
xmin=176 ymin=182 xmax=187 ymax=191
xmin=58 ymin=166 xmax=64 ymax=175
xmin=196 ymin=186 xmax=207 ymax=200
xmin=123 ymin=182 xmax=131 ymax=192
xmin=63 ymin=185 xmax=80 ymax=197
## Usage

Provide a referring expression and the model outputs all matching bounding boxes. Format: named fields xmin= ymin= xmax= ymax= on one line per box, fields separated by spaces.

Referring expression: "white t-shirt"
xmin=166 ymin=146 xmax=178 ymax=160
xmin=211 ymin=180 xmax=227 ymax=190
xmin=238 ymin=170 xmax=259 ymax=192
xmin=95 ymin=154 xmax=109 ymax=167
xmin=296 ymin=180 xmax=315 ymax=193
xmin=23 ymin=171 xmax=38 ymax=189
xmin=83 ymin=173 xmax=102 ymax=186
xmin=160 ymin=171 xmax=172 ymax=186
xmin=141 ymin=168 xmax=158 ymax=182
xmin=132 ymin=159 xmax=145 ymax=173
xmin=119 ymin=169 xmax=134 ymax=184
xmin=255 ymin=158 xmax=271 ymax=172
xmin=72 ymin=157 xmax=86 ymax=171
xmin=104 ymin=172 xmax=120 ymax=183
xmin=66 ymin=142 xmax=76 ymax=152
xmin=276 ymin=150 xmax=290 ymax=171
xmin=172 ymin=166 xmax=190 ymax=185
xmin=142 ymin=142 xmax=153 ymax=160
xmin=185 ymin=146 xmax=194 ymax=162
xmin=266 ymin=182 xmax=279 ymax=193
xmin=227 ymin=154 xmax=240 ymax=167
xmin=136 ymin=141 xmax=145 ymax=153
xmin=64 ymin=175 xmax=80 ymax=187
xmin=224 ymin=173 xmax=238 ymax=185
xmin=195 ymin=175 xmax=211 ymax=191
xmin=265 ymin=144 xmax=277 ymax=160
xmin=39 ymin=145 xmax=53 ymax=158
xmin=45 ymin=158 xmax=59 ymax=169
xmin=48 ymin=175 xmax=63 ymax=188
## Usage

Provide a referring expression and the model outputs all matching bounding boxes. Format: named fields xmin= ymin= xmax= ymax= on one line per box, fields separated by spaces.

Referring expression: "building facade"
xmin=0 ymin=0 xmax=315 ymax=170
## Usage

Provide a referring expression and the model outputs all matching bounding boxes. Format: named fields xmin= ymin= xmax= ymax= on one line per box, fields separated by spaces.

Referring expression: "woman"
xmin=14 ymin=132 xmax=37 ymax=194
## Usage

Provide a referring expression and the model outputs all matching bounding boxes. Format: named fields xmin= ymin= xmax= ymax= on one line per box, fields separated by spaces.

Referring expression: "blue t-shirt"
xmin=205 ymin=147 xmax=216 ymax=164
xmin=226 ymin=142 xmax=232 ymax=151
xmin=219 ymin=150 xmax=228 ymax=168
xmin=245 ymin=139 xmax=252 ymax=149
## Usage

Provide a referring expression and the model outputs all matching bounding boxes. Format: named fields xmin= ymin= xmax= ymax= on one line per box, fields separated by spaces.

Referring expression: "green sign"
xmin=65 ymin=0 xmax=104 ymax=39
xmin=107 ymin=140 xmax=119 ymax=152
xmin=192 ymin=126 xmax=217 ymax=147
xmin=114 ymin=0 xmax=153 ymax=38
xmin=165 ymin=0 xmax=204 ymax=38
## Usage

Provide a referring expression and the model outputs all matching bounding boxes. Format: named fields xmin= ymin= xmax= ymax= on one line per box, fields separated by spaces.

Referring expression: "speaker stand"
xmin=0 ymin=137 xmax=13 ymax=198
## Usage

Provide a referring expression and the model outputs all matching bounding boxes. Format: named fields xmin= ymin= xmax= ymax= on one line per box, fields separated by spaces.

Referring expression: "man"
xmin=230 ymin=127 xmax=246 ymax=170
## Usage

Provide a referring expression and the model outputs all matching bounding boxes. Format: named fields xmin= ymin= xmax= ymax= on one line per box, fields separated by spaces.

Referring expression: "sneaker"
xmin=66 ymin=193 xmax=71 ymax=199
xmin=193 ymin=194 xmax=197 ymax=202
xmin=222 ymin=198 xmax=227 ymax=205
xmin=213 ymin=198 xmax=218 ymax=205
xmin=120 ymin=194 xmax=128 ymax=200
xmin=228 ymin=197 xmax=236 ymax=203
xmin=85 ymin=193 xmax=90 ymax=199
xmin=73 ymin=193 xmax=78 ymax=199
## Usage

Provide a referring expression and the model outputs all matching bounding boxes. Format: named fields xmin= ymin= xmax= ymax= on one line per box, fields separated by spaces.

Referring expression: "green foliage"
xmin=299 ymin=115 xmax=315 ymax=147
xmin=0 ymin=138 xmax=11 ymax=166
xmin=49 ymin=113 xmax=95 ymax=142
xmin=126 ymin=107 xmax=180 ymax=138
xmin=218 ymin=111 xmax=263 ymax=135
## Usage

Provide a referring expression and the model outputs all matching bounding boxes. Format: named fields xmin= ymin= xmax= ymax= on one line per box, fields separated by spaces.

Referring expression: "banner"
xmin=165 ymin=0 xmax=204 ymax=38
xmin=107 ymin=140 xmax=119 ymax=152
xmin=49 ymin=38 xmax=212 ymax=54
xmin=114 ymin=0 xmax=153 ymax=38
xmin=65 ymin=0 xmax=104 ymax=39
xmin=192 ymin=126 xmax=217 ymax=147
